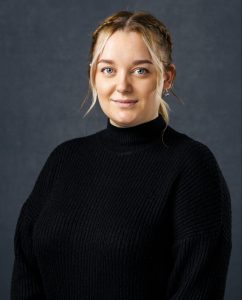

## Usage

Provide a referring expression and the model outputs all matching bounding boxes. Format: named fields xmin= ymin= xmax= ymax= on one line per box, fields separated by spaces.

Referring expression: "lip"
xmin=112 ymin=99 xmax=138 ymax=103
xmin=111 ymin=99 xmax=138 ymax=108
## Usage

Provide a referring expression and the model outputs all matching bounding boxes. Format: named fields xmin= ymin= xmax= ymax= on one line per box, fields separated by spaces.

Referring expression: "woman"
xmin=11 ymin=11 xmax=232 ymax=299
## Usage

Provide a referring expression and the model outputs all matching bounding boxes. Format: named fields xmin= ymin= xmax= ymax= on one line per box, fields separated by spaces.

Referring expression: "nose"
xmin=116 ymin=72 xmax=132 ymax=94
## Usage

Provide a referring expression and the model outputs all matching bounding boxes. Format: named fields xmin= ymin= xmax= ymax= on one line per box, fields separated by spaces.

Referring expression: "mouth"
xmin=112 ymin=99 xmax=138 ymax=103
xmin=111 ymin=99 xmax=138 ymax=108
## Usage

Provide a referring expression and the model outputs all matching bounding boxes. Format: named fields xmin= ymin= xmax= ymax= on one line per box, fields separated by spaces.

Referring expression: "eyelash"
xmin=100 ymin=67 xmax=149 ymax=76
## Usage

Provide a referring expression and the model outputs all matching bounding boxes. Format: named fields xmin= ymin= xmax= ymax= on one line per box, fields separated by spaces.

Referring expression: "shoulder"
xmin=164 ymin=125 xmax=220 ymax=173
xmin=21 ymin=134 xmax=97 ymax=217
xmin=47 ymin=133 xmax=97 ymax=160
xmin=165 ymin=126 xmax=230 ymax=203
xmin=52 ymin=135 xmax=93 ymax=152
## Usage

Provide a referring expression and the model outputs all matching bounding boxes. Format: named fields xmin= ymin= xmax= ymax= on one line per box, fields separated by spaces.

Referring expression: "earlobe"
xmin=164 ymin=64 xmax=176 ymax=90
xmin=163 ymin=79 xmax=172 ymax=90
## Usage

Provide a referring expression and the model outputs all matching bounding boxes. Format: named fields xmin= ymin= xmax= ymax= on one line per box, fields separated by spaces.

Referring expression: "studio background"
xmin=0 ymin=0 xmax=241 ymax=299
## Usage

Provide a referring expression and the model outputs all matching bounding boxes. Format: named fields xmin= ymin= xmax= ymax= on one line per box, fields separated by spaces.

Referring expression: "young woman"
xmin=11 ymin=11 xmax=232 ymax=300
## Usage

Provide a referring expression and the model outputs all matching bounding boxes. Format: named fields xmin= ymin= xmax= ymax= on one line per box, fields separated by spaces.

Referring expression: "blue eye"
xmin=101 ymin=67 xmax=113 ymax=74
xmin=134 ymin=68 xmax=149 ymax=75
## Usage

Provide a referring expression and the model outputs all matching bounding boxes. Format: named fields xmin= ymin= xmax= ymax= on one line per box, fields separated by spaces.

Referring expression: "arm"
xmin=11 ymin=145 xmax=62 ymax=299
xmin=165 ymin=143 xmax=232 ymax=300
xmin=11 ymin=201 xmax=45 ymax=299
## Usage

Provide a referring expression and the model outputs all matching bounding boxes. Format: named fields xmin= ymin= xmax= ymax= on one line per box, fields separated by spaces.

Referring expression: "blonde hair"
xmin=82 ymin=10 xmax=178 ymax=126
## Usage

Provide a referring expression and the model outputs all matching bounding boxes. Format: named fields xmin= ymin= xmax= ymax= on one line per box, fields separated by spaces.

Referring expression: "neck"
xmin=97 ymin=114 xmax=167 ymax=154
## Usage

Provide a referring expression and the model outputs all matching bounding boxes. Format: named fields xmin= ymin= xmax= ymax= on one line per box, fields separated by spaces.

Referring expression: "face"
xmin=94 ymin=30 xmax=168 ymax=127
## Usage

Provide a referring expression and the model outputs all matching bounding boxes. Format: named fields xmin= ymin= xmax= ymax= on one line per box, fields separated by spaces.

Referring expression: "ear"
xmin=163 ymin=64 xmax=176 ymax=90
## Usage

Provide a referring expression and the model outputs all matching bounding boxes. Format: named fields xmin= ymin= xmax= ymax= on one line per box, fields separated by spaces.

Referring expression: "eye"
xmin=101 ymin=67 xmax=114 ymax=75
xmin=133 ymin=68 xmax=149 ymax=75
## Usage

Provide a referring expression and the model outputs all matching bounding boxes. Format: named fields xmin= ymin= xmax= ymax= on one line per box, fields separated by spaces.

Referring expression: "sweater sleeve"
xmin=11 ymin=145 xmax=62 ymax=300
xmin=165 ymin=143 xmax=232 ymax=300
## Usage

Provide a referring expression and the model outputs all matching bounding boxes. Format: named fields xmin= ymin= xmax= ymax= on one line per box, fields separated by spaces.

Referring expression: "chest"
xmin=32 ymin=153 xmax=175 ymax=262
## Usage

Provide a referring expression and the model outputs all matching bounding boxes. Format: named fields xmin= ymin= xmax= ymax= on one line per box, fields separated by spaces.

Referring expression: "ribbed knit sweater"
xmin=11 ymin=114 xmax=232 ymax=300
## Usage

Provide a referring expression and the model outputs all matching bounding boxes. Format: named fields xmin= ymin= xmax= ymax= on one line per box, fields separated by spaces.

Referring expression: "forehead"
xmin=98 ymin=30 xmax=152 ymax=61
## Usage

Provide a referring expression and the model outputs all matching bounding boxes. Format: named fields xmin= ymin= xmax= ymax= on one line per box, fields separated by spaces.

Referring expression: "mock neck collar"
xmin=97 ymin=114 xmax=167 ymax=153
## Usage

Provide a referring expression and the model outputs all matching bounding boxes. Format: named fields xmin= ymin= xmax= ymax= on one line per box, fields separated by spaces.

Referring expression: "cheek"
xmin=95 ymin=78 xmax=113 ymax=97
xmin=138 ymin=81 xmax=157 ymax=97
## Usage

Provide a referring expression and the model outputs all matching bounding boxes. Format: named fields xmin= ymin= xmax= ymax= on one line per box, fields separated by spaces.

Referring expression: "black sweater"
xmin=11 ymin=114 xmax=232 ymax=300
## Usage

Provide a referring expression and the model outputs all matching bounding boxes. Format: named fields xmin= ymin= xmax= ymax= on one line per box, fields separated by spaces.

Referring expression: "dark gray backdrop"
xmin=1 ymin=0 xmax=241 ymax=299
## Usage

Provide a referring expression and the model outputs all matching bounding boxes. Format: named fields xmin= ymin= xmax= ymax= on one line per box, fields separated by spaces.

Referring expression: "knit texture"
xmin=11 ymin=114 xmax=232 ymax=300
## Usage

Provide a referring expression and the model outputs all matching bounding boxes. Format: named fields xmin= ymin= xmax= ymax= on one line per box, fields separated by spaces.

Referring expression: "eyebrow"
xmin=97 ymin=59 xmax=153 ymax=65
